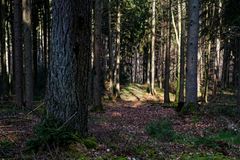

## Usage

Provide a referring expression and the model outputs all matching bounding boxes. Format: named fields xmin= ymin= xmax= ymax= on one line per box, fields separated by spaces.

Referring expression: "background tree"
xmin=186 ymin=0 xmax=200 ymax=105
xmin=14 ymin=0 xmax=23 ymax=108
xmin=23 ymin=0 xmax=33 ymax=108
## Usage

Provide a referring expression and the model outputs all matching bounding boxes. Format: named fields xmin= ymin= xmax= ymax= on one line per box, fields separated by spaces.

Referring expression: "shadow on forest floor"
xmin=0 ymin=85 xmax=239 ymax=159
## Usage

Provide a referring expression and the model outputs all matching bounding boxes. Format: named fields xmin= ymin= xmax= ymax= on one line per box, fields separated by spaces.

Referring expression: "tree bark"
xmin=108 ymin=0 xmax=114 ymax=95
xmin=93 ymin=0 xmax=103 ymax=110
xmin=150 ymin=0 xmax=156 ymax=95
xmin=14 ymin=0 xmax=23 ymax=108
xmin=46 ymin=0 xmax=91 ymax=136
xmin=164 ymin=0 xmax=171 ymax=103
xmin=179 ymin=0 xmax=185 ymax=103
xmin=113 ymin=0 xmax=121 ymax=97
xmin=186 ymin=0 xmax=200 ymax=105
xmin=23 ymin=0 xmax=33 ymax=108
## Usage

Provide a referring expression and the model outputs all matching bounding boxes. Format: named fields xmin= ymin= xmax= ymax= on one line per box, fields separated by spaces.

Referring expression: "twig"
xmin=26 ymin=102 xmax=45 ymax=116
xmin=57 ymin=112 xmax=78 ymax=130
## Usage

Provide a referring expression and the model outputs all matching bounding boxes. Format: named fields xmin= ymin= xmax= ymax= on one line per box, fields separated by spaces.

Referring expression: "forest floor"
xmin=0 ymin=84 xmax=240 ymax=159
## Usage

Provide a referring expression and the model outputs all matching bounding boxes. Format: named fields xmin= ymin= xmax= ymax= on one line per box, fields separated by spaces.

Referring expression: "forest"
xmin=0 ymin=0 xmax=240 ymax=159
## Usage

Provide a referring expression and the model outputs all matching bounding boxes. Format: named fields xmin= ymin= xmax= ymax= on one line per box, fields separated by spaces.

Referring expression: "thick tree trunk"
xmin=186 ymin=0 xmax=200 ymax=105
xmin=23 ymin=0 xmax=33 ymax=108
xmin=93 ymin=0 xmax=103 ymax=110
xmin=46 ymin=0 xmax=91 ymax=136
xmin=14 ymin=0 xmax=23 ymax=108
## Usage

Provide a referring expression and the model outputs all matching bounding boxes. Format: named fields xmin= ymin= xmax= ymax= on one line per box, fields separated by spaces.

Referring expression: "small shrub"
xmin=213 ymin=130 xmax=240 ymax=145
xmin=81 ymin=137 xmax=97 ymax=149
xmin=146 ymin=119 xmax=176 ymax=141
xmin=192 ymin=136 xmax=219 ymax=149
xmin=26 ymin=116 xmax=79 ymax=152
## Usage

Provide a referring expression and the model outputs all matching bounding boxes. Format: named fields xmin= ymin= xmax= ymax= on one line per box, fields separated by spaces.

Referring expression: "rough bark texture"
xmin=23 ymin=0 xmax=33 ymax=108
xmin=186 ymin=0 xmax=200 ymax=105
xmin=46 ymin=0 xmax=91 ymax=136
xmin=14 ymin=0 xmax=23 ymax=108
xmin=93 ymin=0 xmax=103 ymax=110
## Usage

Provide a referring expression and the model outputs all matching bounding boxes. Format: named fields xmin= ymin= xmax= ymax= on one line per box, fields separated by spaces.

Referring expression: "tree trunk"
xmin=150 ymin=0 xmax=156 ymax=95
xmin=93 ymin=0 xmax=103 ymax=110
xmin=186 ymin=0 xmax=200 ymax=105
xmin=14 ymin=0 xmax=23 ymax=108
xmin=23 ymin=0 xmax=33 ymax=108
xmin=164 ymin=0 xmax=171 ymax=103
xmin=46 ymin=0 xmax=91 ymax=136
xmin=32 ymin=2 xmax=38 ymax=90
xmin=113 ymin=0 xmax=121 ymax=97
xmin=237 ymin=38 xmax=240 ymax=108
xmin=179 ymin=0 xmax=185 ymax=102
xmin=108 ymin=0 xmax=114 ymax=95
xmin=0 ymin=0 xmax=9 ymax=98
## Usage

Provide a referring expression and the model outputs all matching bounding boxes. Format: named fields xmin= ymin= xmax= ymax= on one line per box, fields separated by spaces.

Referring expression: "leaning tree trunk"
xmin=186 ymin=0 xmax=200 ymax=105
xmin=14 ymin=0 xmax=23 ymax=108
xmin=46 ymin=0 xmax=91 ymax=136
xmin=23 ymin=0 xmax=33 ymax=108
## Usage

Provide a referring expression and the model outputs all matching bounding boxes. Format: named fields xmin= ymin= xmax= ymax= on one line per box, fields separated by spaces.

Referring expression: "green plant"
xmin=146 ymin=119 xmax=176 ymax=141
xmin=81 ymin=137 xmax=97 ymax=149
xmin=26 ymin=116 xmax=97 ymax=152
xmin=213 ymin=130 xmax=240 ymax=145
xmin=0 ymin=140 xmax=14 ymax=150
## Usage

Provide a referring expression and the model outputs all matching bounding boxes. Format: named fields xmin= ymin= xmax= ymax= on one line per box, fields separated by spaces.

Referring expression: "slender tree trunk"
xmin=23 ymin=0 xmax=33 ymax=108
xmin=186 ymin=0 xmax=200 ymax=105
xmin=237 ymin=38 xmax=240 ymax=107
xmin=164 ymin=0 xmax=171 ymax=103
xmin=93 ymin=0 xmax=103 ymax=110
xmin=0 ymin=0 xmax=9 ymax=97
xmin=108 ymin=0 xmax=114 ymax=95
xmin=179 ymin=0 xmax=185 ymax=102
xmin=32 ymin=2 xmax=38 ymax=89
xmin=113 ymin=0 xmax=121 ymax=97
xmin=46 ymin=0 xmax=91 ymax=136
xmin=14 ymin=0 xmax=23 ymax=108
xmin=204 ymin=41 xmax=211 ymax=103
xmin=150 ymin=0 xmax=156 ymax=95
xmin=10 ymin=0 xmax=15 ymax=94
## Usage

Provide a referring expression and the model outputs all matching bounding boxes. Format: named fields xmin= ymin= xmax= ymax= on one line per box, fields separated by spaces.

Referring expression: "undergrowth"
xmin=145 ymin=119 xmax=177 ymax=142
xmin=26 ymin=116 xmax=97 ymax=153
